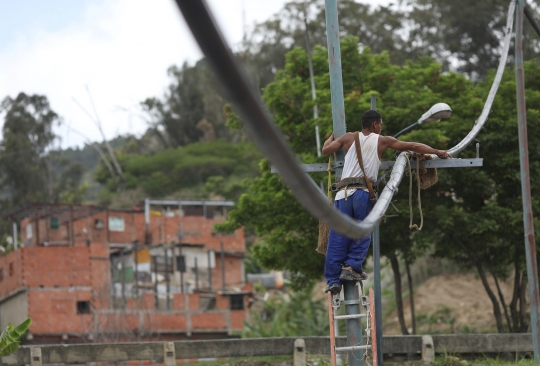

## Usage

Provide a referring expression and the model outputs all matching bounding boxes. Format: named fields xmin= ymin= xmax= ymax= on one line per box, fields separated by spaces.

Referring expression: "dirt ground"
xmin=383 ymin=273 xmax=515 ymax=334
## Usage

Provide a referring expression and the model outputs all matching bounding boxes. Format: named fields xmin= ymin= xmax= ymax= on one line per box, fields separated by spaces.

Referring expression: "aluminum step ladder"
xmin=327 ymin=283 xmax=377 ymax=366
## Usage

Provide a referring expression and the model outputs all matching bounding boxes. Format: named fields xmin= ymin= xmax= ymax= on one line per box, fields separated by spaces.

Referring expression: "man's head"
xmin=361 ymin=109 xmax=383 ymax=134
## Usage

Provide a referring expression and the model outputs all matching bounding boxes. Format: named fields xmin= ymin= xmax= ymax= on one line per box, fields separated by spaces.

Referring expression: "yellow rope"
xmin=405 ymin=153 xmax=423 ymax=231
xmin=327 ymin=154 xmax=333 ymax=203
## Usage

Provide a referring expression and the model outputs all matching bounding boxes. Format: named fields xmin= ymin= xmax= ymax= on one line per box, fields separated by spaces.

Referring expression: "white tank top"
xmin=335 ymin=132 xmax=381 ymax=201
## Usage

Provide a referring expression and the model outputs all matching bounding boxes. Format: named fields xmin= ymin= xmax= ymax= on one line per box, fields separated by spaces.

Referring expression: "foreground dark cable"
xmin=173 ymin=0 xmax=371 ymax=239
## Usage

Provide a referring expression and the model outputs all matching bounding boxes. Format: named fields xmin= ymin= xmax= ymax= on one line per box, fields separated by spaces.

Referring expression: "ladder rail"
xmin=370 ymin=288 xmax=378 ymax=366
xmin=328 ymin=292 xmax=337 ymax=366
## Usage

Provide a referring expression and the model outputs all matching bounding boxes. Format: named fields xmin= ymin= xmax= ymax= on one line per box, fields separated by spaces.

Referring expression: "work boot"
xmin=339 ymin=266 xmax=368 ymax=281
xmin=324 ymin=283 xmax=342 ymax=294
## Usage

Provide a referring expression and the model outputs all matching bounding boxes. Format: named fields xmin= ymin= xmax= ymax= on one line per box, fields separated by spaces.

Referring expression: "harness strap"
xmin=354 ymin=132 xmax=377 ymax=202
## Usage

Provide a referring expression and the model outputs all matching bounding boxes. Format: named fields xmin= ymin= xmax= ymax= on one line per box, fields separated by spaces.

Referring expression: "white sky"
xmin=0 ymin=0 xmax=390 ymax=148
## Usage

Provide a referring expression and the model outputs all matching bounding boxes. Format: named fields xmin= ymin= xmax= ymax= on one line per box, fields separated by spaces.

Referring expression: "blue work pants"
xmin=324 ymin=190 xmax=373 ymax=285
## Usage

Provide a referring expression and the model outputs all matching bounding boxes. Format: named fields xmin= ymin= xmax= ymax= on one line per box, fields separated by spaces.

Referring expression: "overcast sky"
xmin=0 ymin=0 xmax=389 ymax=149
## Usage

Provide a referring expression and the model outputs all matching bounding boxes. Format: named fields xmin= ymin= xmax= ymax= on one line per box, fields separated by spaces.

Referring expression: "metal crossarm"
xmin=271 ymin=158 xmax=483 ymax=173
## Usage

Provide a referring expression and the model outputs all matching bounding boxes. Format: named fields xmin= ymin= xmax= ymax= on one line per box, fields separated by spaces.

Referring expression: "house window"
xmin=76 ymin=301 xmax=91 ymax=314
xmin=50 ymin=217 xmax=60 ymax=229
xmin=8 ymin=262 xmax=13 ymax=276
xmin=108 ymin=217 xmax=125 ymax=232
xmin=26 ymin=224 xmax=33 ymax=239
xmin=229 ymin=294 xmax=244 ymax=310
xmin=94 ymin=219 xmax=105 ymax=230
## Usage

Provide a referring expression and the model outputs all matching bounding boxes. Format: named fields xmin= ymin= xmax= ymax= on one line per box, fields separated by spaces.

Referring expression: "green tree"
xmin=419 ymin=61 xmax=540 ymax=333
xmin=217 ymin=36 xmax=476 ymax=289
xmin=0 ymin=93 xmax=59 ymax=206
xmin=141 ymin=61 xmax=244 ymax=149
xmin=243 ymin=285 xmax=328 ymax=337
xmin=239 ymin=0 xmax=412 ymax=88
xmin=218 ymin=35 xmax=539 ymax=334
xmin=95 ymin=140 xmax=261 ymax=200
xmin=406 ymin=0 xmax=540 ymax=79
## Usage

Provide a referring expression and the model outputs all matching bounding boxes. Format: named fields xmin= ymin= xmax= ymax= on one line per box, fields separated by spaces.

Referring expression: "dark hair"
xmin=361 ymin=110 xmax=382 ymax=129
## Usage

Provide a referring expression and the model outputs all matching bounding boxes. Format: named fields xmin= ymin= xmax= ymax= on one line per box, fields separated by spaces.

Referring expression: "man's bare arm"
xmin=380 ymin=136 xmax=452 ymax=159
xmin=322 ymin=133 xmax=344 ymax=155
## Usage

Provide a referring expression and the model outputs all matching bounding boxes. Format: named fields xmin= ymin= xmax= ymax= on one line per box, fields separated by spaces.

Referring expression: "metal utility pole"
xmin=324 ymin=1 xmax=361 ymax=364
xmin=221 ymin=242 xmax=226 ymax=291
xmin=304 ymin=8 xmax=321 ymax=157
xmin=153 ymin=256 xmax=159 ymax=309
xmin=515 ymin=0 xmax=540 ymax=360
xmin=194 ymin=257 xmax=199 ymax=291
xmin=12 ymin=222 xmax=17 ymax=250
xmin=371 ymin=94 xmax=383 ymax=366
xmin=324 ymin=0 xmax=346 ymax=180
xmin=208 ymin=250 xmax=213 ymax=291
xmin=165 ymin=246 xmax=171 ymax=310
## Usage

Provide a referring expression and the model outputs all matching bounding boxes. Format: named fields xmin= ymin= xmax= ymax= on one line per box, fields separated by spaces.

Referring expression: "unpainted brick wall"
xmin=21 ymin=246 xmax=92 ymax=288
xmin=0 ymin=249 xmax=22 ymax=299
xmin=28 ymin=289 xmax=93 ymax=334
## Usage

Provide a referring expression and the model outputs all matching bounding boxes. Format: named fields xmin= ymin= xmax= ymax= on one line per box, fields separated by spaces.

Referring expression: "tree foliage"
xmin=242 ymin=285 xmax=328 ymax=337
xmin=0 ymin=93 xmax=86 ymax=210
xmin=141 ymin=61 xmax=244 ymax=149
xmin=218 ymin=33 xmax=540 ymax=333
xmin=238 ymin=0 xmax=540 ymax=87
xmin=95 ymin=140 xmax=261 ymax=200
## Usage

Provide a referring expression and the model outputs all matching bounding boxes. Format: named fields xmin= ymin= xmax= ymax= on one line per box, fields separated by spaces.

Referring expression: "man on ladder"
xmin=322 ymin=109 xmax=452 ymax=294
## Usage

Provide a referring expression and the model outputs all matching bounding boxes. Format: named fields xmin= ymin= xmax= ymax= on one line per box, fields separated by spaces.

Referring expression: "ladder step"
xmin=341 ymin=299 xmax=362 ymax=305
xmin=334 ymin=313 xmax=367 ymax=320
xmin=335 ymin=345 xmax=371 ymax=353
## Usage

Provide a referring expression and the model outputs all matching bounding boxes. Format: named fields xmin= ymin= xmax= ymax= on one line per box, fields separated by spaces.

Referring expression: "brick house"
xmin=0 ymin=200 xmax=251 ymax=344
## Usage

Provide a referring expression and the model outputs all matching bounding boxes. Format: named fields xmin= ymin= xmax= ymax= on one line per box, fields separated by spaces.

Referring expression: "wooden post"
xmin=328 ymin=293 xmax=337 ymax=366
xmin=369 ymin=289 xmax=378 ymax=366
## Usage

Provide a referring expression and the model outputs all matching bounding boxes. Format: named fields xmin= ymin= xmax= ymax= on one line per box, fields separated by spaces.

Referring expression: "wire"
xmin=172 ymin=0 xmax=516 ymax=240
xmin=525 ymin=5 xmax=540 ymax=38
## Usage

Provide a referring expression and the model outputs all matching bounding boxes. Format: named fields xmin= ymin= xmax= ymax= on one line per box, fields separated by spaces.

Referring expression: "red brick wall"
xmin=212 ymin=255 xmax=244 ymax=289
xmin=0 ymin=250 xmax=22 ymax=299
xmin=231 ymin=310 xmax=247 ymax=330
xmin=21 ymin=246 xmax=92 ymax=288
xmin=190 ymin=312 xmax=227 ymax=331
xmin=12 ymin=205 xmax=251 ymax=339
xmin=105 ymin=211 xmax=146 ymax=244
xmin=28 ymin=289 xmax=93 ymax=334
xmin=148 ymin=216 xmax=244 ymax=253
xmin=88 ymin=242 xmax=110 ymax=309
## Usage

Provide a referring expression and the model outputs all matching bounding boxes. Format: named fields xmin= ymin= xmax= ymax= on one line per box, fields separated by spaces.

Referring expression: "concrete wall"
xmin=0 ymin=290 xmax=28 ymax=331
xmin=1 ymin=334 xmax=534 ymax=365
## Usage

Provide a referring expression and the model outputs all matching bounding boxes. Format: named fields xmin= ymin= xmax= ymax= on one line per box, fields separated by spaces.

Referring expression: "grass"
xmin=185 ymin=354 xmax=536 ymax=366
xmin=182 ymin=355 xmax=292 ymax=365
xmin=434 ymin=354 xmax=536 ymax=366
